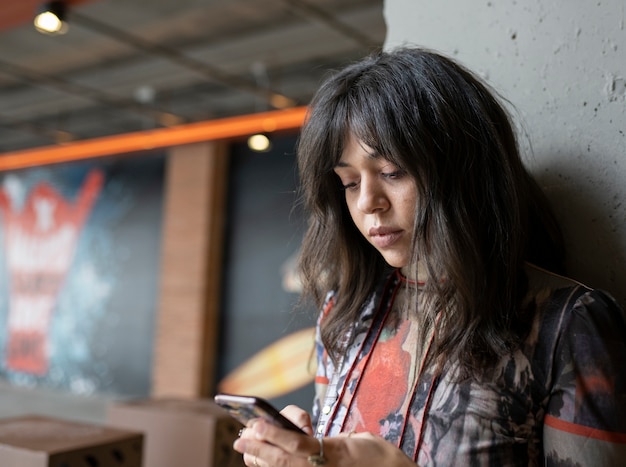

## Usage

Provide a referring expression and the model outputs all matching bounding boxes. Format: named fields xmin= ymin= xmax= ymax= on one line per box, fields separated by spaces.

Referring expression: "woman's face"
xmin=334 ymin=134 xmax=417 ymax=272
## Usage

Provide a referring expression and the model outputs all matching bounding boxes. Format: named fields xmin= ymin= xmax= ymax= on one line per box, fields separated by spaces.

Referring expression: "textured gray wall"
xmin=384 ymin=0 xmax=626 ymax=306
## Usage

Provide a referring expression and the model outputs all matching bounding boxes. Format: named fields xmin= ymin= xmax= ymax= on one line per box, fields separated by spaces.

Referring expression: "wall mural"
xmin=1 ymin=169 xmax=103 ymax=375
xmin=0 ymin=155 xmax=164 ymax=397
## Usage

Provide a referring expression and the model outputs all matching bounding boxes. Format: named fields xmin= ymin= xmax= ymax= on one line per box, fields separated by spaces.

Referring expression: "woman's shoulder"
xmin=522 ymin=265 xmax=626 ymax=448
xmin=525 ymin=263 xmax=620 ymax=308
xmin=524 ymin=263 xmax=625 ymax=347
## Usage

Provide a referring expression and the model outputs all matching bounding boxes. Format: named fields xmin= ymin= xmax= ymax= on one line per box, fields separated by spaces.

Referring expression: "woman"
xmin=233 ymin=47 xmax=626 ymax=466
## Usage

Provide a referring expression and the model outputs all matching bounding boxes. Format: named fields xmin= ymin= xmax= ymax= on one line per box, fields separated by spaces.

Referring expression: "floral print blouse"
xmin=312 ymin=264 xmax=626 ymax=465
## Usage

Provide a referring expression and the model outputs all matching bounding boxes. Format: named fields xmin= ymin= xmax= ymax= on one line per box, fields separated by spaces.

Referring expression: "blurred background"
xmin=0 ymin=0 xmax=386 ymax=424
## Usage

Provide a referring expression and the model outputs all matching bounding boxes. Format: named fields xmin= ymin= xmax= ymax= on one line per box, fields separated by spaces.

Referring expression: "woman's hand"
xmin=233 ymin=406 xmax=416 ymax=467
xmin=281 ymin=405 xmax=315 ymax=436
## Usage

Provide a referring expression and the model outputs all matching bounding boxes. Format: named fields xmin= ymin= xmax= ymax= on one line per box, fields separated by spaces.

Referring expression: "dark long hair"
xmin=296 ymin=48 xmax=564 ymax=376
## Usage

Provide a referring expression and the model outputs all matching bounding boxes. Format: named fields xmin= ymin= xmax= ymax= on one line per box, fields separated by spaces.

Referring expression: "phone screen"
xmin=214 ymin=394 xmax=305 ymax=434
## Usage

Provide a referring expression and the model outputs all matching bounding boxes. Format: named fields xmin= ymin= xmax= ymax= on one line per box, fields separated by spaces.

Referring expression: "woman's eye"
xmin=382 ymin=170 xmax=405 ymax=179
xmin=341 ymin=181 xmax=358 ymax=190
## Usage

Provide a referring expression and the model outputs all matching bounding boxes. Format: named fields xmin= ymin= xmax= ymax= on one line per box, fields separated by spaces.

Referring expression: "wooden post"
xmin=152 ymin=141 xmax=228 ymax=397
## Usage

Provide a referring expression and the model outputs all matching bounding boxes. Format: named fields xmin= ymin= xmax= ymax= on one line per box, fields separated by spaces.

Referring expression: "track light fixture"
xmin=34 ymin=1 xmax=69 ymax=35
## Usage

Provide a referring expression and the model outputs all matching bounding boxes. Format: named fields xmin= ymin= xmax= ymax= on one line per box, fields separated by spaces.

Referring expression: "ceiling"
xmin=0 ymin=0 xmax=386 ymax=154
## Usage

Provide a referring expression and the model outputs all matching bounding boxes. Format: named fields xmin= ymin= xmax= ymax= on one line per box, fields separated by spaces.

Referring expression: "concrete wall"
xmin=384 ymin=0 xmax=626 ymax=306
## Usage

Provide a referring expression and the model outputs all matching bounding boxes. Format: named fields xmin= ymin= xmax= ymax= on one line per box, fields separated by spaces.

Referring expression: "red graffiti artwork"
xmin=0 ymin=170 xmax=104 ymax=375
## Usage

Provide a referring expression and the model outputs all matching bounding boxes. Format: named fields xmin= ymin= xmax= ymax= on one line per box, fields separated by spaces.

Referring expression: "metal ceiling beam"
xmin=282 ymin=0 xmax=380 ymax=49
xmin=0 ymin=58 xmax=185 ymax=131
xmin=0 ymin=115 xmax=75 ymax=144
xmin=69 ymin=11 xmax=296 ymax=110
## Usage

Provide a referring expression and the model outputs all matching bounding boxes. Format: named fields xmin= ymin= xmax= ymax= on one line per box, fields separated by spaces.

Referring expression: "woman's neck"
xmin=399 ymin=262 xmax=427 ymax=285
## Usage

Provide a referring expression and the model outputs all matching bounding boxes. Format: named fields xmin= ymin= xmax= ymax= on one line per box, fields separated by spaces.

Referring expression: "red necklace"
xmin=395 ymin=268 xmax=425 ymax=286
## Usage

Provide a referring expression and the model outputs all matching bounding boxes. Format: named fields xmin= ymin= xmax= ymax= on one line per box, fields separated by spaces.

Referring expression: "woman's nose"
xmin=357 ymin=179 xmax=388 ymax=213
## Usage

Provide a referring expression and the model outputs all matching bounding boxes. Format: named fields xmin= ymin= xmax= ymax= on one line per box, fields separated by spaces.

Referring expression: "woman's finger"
xmin=235 ymin=433 xmax=298 ymax=467
xmin=243 ymin=452 xmax=264 ymax=467
xmin=254 ymin=419 xmax=319 ymax=453
xmin=238 ymin=426 xmax=256 ymax=440
xmin=281 ymin=404 xmax=314 ymax=435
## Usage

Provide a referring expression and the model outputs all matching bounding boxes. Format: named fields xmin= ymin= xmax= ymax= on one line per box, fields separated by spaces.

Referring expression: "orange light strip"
xmin=0 ymin=106 xmax=308 ymax=171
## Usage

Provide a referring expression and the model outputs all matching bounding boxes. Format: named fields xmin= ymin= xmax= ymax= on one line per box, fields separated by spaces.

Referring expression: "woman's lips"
xmin=369 ymin=227 xmax=403 ymax=249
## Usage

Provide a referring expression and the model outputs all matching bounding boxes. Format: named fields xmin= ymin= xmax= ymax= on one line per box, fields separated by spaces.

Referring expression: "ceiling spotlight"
xmin=247 ymin=133 xmax=272 ymax=152
xmin=34 ymin=1 xmax=69 ymax=35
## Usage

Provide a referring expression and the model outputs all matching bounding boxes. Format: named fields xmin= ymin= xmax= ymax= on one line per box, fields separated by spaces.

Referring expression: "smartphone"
xmin=214 ymin=393 xmax=305 ymax=434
